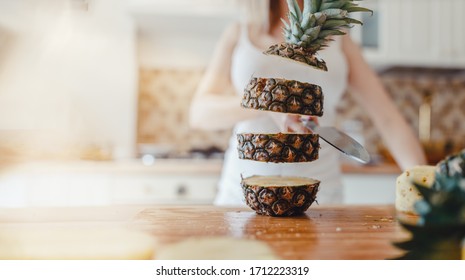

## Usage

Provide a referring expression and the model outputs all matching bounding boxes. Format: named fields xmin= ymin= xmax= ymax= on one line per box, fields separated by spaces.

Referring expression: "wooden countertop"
xmin=135 ymin=205 xmax=406 ymax=260
xmin=341 ymin=163 xmax=401 ymax=174
xmin=1 ymin=159 xmax=401 ymax=176
xmin=0 ymin=159 xmax=224 ymax=176
xmin=0 ymin=205 xmax=408 ymax=260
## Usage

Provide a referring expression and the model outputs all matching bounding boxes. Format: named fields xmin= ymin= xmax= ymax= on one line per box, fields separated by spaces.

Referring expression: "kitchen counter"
xmin=0 ymin=159 xmax=402 ymax=207
xmin=341 ymin=162 xmax=401 ymax=174
xmin=1 ymin=159 xmax=400 ymax=175
xmin=0 ymin=205 xmax=408 ymax=260
xmin=0 ymin=159 xmax=224 ymax=175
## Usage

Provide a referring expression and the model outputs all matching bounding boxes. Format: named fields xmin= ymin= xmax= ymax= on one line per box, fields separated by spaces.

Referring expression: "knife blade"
xmin=301 ymin=119 xmax=371 ymax=164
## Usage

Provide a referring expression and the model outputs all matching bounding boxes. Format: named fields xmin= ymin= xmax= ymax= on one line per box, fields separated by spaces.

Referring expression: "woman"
xmin=189 ymin=0 xmax=426 ymax=205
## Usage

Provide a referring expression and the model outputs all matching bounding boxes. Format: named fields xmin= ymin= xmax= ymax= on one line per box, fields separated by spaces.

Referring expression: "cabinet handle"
xmin=176 ymin=184 xmax=187 ymax=196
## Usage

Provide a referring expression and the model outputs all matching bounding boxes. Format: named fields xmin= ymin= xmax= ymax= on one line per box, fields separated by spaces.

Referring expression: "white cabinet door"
xmin=342 ymin=174 xmax=397 ymax=205
xmin=128 ymin=0 xmax=239 ymax=17
xmin=431 ymin=0 xmax=465 ymax=65
xmin=391 ymin=0 xmax=432 ymax=63
xmin=354 ymin=0 xmax=465 ymax=67
xmin=109 ymin=175 xmax=218 ymax=205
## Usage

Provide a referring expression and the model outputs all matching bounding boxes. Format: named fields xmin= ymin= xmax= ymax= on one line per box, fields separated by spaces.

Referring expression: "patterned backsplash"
xmin=335 ymin=67 xmax=465 ymax=162
xmin=137 ymin=67 xmax=465 ymax=161
xmin=137 ymin=69 xmax=231 ymax=154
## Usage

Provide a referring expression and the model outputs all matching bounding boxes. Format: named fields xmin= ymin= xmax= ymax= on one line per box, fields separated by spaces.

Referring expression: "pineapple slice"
xmin=242 ymin=175 xmax=320 ymax=216
xmin=237 ymin=133 xmax=319 ymax=163
xmin=395 ymin=165 xmax=436 ymax=215
xmin=241 ymin=77 xmax=323 ymax=116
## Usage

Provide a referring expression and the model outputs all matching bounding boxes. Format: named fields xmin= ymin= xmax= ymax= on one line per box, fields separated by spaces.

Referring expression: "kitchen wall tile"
xmin=137 ymin=69 xmax=230 ymax=154
xmin=335 ymin=67 xmax=465 ymax=163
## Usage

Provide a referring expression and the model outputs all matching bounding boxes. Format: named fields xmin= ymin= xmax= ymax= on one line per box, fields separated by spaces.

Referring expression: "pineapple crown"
xmin=282 ymin=0 xmax=372 ymax=51
xmin=436 ymin=148 xmax=465 ymax=177
xmin=413 ymin=172 xmax=465 ymax=227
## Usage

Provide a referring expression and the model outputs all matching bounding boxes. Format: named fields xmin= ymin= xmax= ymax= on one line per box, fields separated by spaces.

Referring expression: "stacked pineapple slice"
xmin=393 ymin=149 xmax=465 ymax=259
xmin=238 ymin=0 xmax=372 ymax=216
xmin=241 ymin=77 xmax=324 ymax=115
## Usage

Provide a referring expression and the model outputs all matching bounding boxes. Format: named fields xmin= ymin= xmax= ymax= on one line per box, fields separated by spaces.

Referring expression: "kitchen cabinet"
xmin=352 ymin=0 xmax=465 ymax=68
xmin=132 ymin=0 xmax=239 ymax=69
xmin=127 ymin=0 xmax=239 ymax=18
xmin=342 ymin=173 xmax=397 ymax=205
xmin=109 ymin=174 xmax=218 ymax=205
xmin=341 ymin=163 xmax=400 ymax=205
xmin=0 ymin=160 xmax=221 ymax=207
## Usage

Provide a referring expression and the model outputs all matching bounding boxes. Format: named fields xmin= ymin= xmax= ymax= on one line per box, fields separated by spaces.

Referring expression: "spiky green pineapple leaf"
xmin=436 ymin=148 xmax=465 ymax=177
xmin=320 ymin=0 xmax=347 ymax=10
xmin=323 ymin=19 xmax=350 ymax=29
xmin=283 ymin=0 xmax=372 ymax=50
xmin=412 ymin=182 xmax=436 ymax=204
xmin=412 ymin=173 xmax=465 ymax=226
xmin=287 ymin=0 xmax=302 ymax=22
xmin=343 ymin=17 xmax=363 ymax=25
xmin=392 ymin=222 xmax=465 ymax=260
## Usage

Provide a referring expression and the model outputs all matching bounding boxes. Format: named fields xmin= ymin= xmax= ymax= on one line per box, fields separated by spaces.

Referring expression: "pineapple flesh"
xmin=237 ymin=133 xmax=319 ymax=163
xmin=241 ymin=77 xmax=324 ymax=116
xmin=265 ymin=0 xmax=372 ymax=71
xmin=241 ymin=175 xmax=320 ymax=216
xmin=395 ymin=165 xmax=436 ymax=215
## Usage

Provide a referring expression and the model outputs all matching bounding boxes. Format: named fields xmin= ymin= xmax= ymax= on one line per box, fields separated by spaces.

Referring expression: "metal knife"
xmin=301 ymin=119 xmax=371 ymax=164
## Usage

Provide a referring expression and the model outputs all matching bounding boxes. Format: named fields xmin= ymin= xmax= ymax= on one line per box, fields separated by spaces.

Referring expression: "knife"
xmin=301 ymin=119 xmax=371 ymax=164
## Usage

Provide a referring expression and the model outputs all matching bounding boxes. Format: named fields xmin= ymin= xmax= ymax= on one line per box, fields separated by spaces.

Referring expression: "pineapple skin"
xmin=237 ymin=133 xmax=319 ymax=163
xmin=241 ymin=77 xmax=324 ymax=116
xmin=264 ymin=43 xmax=327 ymax=71
xmin=241 ymin=176 xmax=320 ymax=217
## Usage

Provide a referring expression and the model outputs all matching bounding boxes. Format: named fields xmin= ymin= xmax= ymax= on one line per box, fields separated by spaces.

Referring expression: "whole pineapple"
xmin=393 ymin=172 xmax=465 ymax=260
xmin=265 ymin=0 xmax=372 ymax=71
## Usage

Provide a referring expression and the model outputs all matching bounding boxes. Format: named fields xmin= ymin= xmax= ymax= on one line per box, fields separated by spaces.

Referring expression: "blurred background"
xmin=0 ymin=0 xmax=464 ymax=207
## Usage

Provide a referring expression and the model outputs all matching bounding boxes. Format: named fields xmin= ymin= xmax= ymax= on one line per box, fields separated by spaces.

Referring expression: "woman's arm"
xmin=189 ymin=23 xmax=261 ymax=131
xmin=341 ymin=35 xmax=427 ymax=170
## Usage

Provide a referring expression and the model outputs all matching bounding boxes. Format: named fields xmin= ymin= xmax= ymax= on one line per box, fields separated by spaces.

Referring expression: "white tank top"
xmin=215 ymin=23 xmax=349 ymax=206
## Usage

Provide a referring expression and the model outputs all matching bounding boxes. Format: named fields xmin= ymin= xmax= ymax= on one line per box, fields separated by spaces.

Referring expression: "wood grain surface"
xmin=134 ymin=205 xmax=408 ymax=260
xmin=0 ymin=205 xmax=410 ymax=260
